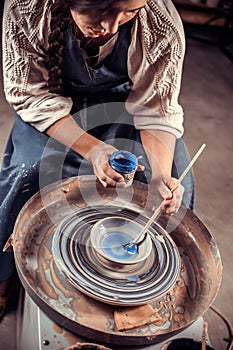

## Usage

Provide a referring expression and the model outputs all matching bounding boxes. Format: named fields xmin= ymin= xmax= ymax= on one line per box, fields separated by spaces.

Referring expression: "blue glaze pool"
xmin=125 ymin=242 xmax=138 ymax=255
xmin=100 ymin=231 xmax=139 ymax=261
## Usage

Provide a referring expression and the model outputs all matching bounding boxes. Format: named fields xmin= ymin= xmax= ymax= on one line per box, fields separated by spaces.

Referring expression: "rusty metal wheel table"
xmin=13 ymin=176 xmax=222 ymax=348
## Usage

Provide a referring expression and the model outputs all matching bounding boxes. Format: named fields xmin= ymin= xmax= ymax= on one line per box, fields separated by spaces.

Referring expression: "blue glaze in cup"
xmin=109 ymin=151 xmax=138 ymax=187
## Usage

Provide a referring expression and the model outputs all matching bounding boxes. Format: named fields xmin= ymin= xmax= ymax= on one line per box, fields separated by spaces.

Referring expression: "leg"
xmin=0 ymin=114 xmax=90 ymax=283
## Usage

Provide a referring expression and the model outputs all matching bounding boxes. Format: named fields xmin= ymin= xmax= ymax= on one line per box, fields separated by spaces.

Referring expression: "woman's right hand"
xmin=86 ymin=143 xmax=126 ymax=188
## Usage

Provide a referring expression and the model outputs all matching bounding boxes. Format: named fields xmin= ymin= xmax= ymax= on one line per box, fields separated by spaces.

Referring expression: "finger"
xmin=97 ymin=175 xmax=108 ymax=188
xmin=136 ymin=164 xmax=145 ymax=172
xmin=102 ymin=161 xmax=124 ymax=180
xmin=94 ymin=160 xmax=122 ymax=185
xmin=97 ymin=170 xmax=125 ymax=188
xmin=160 ymin=181 xmax=173 ymax=200
xmin=163 ymin=202 xmax=178 ymax=214
xmin=163 ymin=188 xmax=184 ymax=214
xmin=105 ymin=169 xmax=125 ymax=186
xmin=165 ymin=177 xmax=185 ymax=197
xmin=171 ymin=183 xmax=184 ymax=204
xmin=160 ymin=202 xmax=177 ymax=215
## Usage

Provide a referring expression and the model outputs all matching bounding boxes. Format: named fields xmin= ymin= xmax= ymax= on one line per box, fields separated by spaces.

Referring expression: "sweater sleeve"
xmin=126 ymin=0 xmax=185 ymax=138
xmin=2 ymin=0 xmax=73 ymax=132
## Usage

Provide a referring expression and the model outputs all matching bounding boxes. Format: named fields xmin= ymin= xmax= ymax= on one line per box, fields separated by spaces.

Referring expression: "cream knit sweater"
xmin=2 ymin=0 xmax=185 ymax=137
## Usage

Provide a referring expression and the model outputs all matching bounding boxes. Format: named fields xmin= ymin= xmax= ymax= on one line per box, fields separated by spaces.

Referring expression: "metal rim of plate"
xmin=52 ymin=206 xmax=180 ymax=306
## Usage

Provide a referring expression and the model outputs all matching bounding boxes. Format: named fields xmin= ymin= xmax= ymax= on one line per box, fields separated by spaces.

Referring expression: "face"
xmin=70 ymin=0 xmax=147 ymax=38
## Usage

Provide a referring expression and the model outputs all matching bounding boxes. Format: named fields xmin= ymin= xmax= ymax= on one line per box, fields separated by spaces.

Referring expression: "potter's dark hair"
xmin=64 ymin=0 xmax=115 ymax=11
xmin=47 ymin=0 xmax=115 ymax=94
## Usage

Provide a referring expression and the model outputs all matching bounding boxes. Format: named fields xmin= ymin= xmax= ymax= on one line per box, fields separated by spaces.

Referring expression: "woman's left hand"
xmin=150 ymin=175 xmax=185 ymax=214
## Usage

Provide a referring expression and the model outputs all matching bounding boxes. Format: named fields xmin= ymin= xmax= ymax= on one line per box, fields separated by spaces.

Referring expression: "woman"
xmin=0 ymin=0 xmax=194 ymax=319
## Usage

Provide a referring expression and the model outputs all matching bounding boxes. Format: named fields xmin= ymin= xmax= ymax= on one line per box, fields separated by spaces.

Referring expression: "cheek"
xmin=74 ymin=16 xmax=85 ymax=28
xmin=119 ymin=12 xmax=138 ymax=26
xmin=71 ymin=11 xmax=90 ymax=29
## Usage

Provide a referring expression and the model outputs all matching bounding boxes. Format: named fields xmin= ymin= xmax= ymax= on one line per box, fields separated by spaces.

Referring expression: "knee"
xmin=1 ymin=159 xmax=39 ymax=188
xmin=1 ymin=160 xmax=40 ymax=196
xmin=18 ymin=160 xmax=39 ymax=179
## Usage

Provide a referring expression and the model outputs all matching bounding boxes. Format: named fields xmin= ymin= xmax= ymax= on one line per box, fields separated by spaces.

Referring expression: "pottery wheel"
xmin=12 ymin=176 xmax=222 ymax=346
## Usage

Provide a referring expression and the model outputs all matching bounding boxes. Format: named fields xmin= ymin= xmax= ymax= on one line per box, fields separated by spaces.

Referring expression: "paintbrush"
xmin=124 ymin=143 xmax=206 ymax=254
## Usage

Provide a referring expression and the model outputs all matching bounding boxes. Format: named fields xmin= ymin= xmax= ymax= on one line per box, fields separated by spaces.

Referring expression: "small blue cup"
xmin=109 ymin=151 xmax=138 ymax=187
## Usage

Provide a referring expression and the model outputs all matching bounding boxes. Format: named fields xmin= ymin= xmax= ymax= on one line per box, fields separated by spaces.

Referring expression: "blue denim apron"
xmin=0 ymin=21 xmax=194 ymax=281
